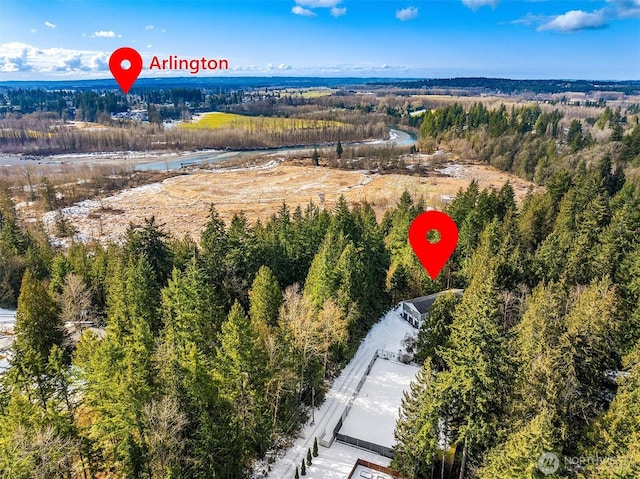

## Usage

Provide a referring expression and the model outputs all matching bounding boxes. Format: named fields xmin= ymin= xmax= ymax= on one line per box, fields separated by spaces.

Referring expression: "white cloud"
xmin=30 ymin=28 xmax=37 ymax=33
xmin=607 ymin=0 xmax=640 ymax=18
xmin=292 ymin=5 xmax=316 ymax=16
xmin=145 ymin=25 xmax=155 ymax=30
xmin=293 ymin=0 xmax=345 ymax=17
xmin=146 ymin=44 xmax=153 ymax=49
xmin=331 ymin=6 xmax=347 ymax=17
xmin=538 ymin=9 xmax=607 ymax=32
xmin=0 ymin=44 xmax=31 ymax=72
xmin=510 ymin=13 xmax=548 ymax=26
xmin=462 ymin=0 xmax=499 ymax=10
xmin=44 ymin=21 xmax=57 ymax=29
xmin=93 ymin=30 xmax=118 ymax=38
xmin=296 ymin=0 xmax=341 ymax=6
xmin=0 ymin=42 xmax=111 ymax=75
xmin=396 ymin=7 xmax=418 ymax=21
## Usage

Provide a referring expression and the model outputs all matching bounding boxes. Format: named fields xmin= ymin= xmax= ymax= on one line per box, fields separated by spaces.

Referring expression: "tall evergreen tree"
xmin=75 ymin=258 xmax=160 ymax=477
xmin=393 ymin=358 xmax=451 ymax=479
xmin=437 ymin=261 xmax=510 ymax=478
xmin=249 ymin=265 xmax=282 ymax=327
xmin=9 ymin=270 xmax=63 ymax=408
xmin=479 ymin=409 xmax=562 ymax=479
xmin=124 ymin=216 xmax=173 ymax=288
xmin=214 ymin=302 xmax=269 ymax=464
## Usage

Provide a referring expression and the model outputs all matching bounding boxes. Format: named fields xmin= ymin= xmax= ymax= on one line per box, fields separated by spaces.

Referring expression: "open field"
xmin=46 ymin=160 xmax=539 ymax=243
xmin=182 ymin=112 xmax=344 ymax=131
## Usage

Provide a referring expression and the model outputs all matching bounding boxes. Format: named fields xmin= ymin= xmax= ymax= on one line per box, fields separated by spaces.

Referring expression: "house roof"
xmin=403 ymin=289 xmax=464 ymax=315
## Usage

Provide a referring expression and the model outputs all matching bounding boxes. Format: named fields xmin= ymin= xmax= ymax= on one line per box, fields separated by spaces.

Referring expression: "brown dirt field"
xmin=57 ymin=161 xmax=538 ymax=243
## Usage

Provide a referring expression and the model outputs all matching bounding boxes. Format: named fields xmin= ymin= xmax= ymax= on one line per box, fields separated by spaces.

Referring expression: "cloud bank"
xmin=0 ymin=42 xmax=109 ymax=74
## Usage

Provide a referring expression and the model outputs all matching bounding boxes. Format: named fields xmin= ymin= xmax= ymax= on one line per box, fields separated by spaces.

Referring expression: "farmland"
xmin=181 ymin=112 xmax=344 ymax=131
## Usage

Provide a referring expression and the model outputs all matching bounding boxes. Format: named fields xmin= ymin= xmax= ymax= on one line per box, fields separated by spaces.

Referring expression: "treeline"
xmin=418 ymin=102 xmax=640 ymax=182
xmin=141 ymin=88 xmax=205 ymax=108
xmin=72 ymin=92 xmax=130 ymax=122
xmin=374 ymin=77 xmax=640 ymax=95
xmin=393 ymin=155 xmax=640 ymax=477
xmin=0 ymin=118 xmax=388 ymax=154
xmin=420 ymin=103 xmax=563 ymax=139
xmin=0 ymin=89 xmax=70 ymax=116
xmin=0 ymin=195 xmax=390 ymax=478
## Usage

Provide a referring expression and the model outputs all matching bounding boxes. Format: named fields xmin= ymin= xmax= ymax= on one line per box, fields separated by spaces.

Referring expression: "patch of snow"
xmin=339 ymin=359 xmax=419 ymax=449
xmin=0 ymin=308 xmax=16 ymax=333
xmin=435 ymin=163 xmax=463 ymax=178
xmin=0 ymin=309 xmax=16 ymax=373
xmin=299 ymin=442 xmax=392 ymax=479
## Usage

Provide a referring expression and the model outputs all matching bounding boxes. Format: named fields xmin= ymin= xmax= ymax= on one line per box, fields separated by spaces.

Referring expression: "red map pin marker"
xmin=408 ymin=211 xmax=459 ymax=280
xmin=109 ymin=47 xmax=143 ymax=94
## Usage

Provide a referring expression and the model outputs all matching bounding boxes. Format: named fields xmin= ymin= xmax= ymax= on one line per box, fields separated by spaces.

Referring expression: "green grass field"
xmin=182 ymin=112 xmax=343 ymax=131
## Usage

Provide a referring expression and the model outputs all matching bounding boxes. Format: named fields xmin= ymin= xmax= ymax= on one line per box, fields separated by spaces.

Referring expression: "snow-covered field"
xmin=262 ymin=307 xmax=417 ymax=479
xmin=339 ymin=359 xmax=419 ymax=449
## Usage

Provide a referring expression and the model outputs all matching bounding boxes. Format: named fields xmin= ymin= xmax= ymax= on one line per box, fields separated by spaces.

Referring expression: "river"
xmin=0 ymin=127 xmax=416 ymax=172
xmin=127 ymin=127 xmax=415 ymax=172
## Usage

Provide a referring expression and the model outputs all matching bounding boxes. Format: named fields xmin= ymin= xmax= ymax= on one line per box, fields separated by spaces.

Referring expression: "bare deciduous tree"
xmin=11 ymin=425 xmax=78 ymax=479
xmin=58 ymin=274 xmax=95 ymax=335
xmin=144 ymin=396 xmax=187 ymax=479
xmin=316 ymin=298 xmax=348 ymax=378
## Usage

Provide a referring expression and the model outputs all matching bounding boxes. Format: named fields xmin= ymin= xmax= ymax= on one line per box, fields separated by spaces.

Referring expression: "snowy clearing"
xmin=262 ymin=307 xmax=416 ymax=479
xmin=339 ymin=359 xmax=419 ymax=449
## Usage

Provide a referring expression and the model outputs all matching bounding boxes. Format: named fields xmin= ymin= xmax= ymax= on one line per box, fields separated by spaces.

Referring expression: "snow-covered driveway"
xmin=264 ymin=307 xmax=416 ymax=478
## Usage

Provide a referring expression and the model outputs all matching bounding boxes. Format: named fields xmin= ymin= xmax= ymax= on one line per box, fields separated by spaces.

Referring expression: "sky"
xmin=0 ymin=0 xmax=638 ymax=80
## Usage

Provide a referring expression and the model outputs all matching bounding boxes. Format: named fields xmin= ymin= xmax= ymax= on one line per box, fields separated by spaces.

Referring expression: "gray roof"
xmin=403 ymin=289 xmax=464 ymax=315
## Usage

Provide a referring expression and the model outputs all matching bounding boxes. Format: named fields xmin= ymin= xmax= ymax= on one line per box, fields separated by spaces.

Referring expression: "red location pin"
xmin=109 ymin=47 xmax=143 ymax=94
xmin=408 ymin=211 xmax=459 ymax=280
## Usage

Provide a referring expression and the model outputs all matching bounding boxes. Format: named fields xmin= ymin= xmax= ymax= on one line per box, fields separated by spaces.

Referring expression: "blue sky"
xmin=0 ymin=0 xmax=638 ymax=80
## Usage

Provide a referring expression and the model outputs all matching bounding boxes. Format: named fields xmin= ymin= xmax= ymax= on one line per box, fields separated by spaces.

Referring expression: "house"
xmin=400 ymin=289 xmax=464 ymax=329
